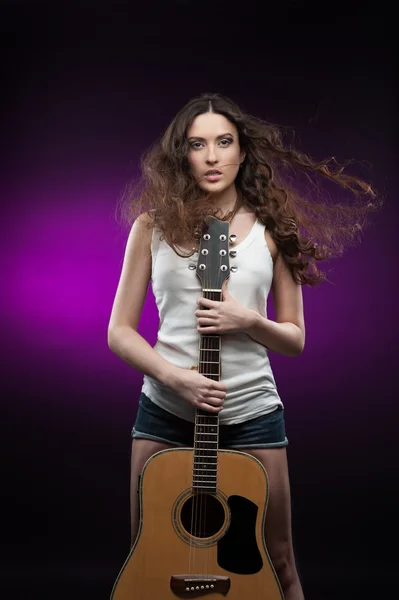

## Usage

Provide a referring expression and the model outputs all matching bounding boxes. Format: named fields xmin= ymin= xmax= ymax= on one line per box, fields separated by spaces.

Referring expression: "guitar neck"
xmin=193 ymin=290 xmax=222 ymax=494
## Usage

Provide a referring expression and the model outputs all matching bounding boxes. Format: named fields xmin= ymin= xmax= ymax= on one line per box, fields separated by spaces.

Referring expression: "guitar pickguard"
xmin=217 ymin=494 xmax=263 ymax=574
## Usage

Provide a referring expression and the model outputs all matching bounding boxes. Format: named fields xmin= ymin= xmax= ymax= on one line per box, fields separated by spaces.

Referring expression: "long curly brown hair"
xmin=117 ymin=92 xmax=382 ymax=285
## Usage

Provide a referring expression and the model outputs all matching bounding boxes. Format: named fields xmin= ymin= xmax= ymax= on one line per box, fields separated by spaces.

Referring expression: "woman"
xmin=107 ymin=93 xmax=379 ymax=600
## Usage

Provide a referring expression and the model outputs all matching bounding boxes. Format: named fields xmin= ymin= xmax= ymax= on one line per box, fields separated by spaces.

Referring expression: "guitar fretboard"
xmin=193 ymin=290 xmax=222 ymax=493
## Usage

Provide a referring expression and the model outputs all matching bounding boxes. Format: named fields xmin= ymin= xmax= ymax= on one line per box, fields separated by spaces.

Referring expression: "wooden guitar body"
xmin=111 ymin=448 xmax=284 ymax=600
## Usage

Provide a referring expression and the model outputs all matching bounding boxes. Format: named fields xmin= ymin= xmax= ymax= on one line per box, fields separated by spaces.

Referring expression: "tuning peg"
xmin=229 ymin=234 xmax=237 ymax=244
xmin=230 ymin=266 xmax=238 ymax=273
xmin=229 ymin=250 xmax=237 ymax=258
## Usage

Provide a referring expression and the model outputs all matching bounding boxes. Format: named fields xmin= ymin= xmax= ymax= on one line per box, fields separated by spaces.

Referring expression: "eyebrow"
xmin=187 ymin=132 xmax=235 ymax=141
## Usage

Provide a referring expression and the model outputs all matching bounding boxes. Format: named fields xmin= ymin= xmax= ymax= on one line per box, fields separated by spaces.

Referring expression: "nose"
xmin=205 ymin=145 xmax=219 ymax=165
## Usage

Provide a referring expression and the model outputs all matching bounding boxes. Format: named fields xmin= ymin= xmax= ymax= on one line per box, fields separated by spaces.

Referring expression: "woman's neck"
xmin=210 ymin=185 xmax=240 ymax=218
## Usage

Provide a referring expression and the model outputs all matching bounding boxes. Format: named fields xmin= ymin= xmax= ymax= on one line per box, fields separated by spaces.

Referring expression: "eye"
xmin=188 ymin=138 xmax=233 ymax=149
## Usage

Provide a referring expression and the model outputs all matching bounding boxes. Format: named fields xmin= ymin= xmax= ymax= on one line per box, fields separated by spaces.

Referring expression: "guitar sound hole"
xmin=180 ymin=493 xmax=225 ymax=538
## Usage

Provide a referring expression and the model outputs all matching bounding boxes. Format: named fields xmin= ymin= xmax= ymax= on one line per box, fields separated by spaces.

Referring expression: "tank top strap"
xmin=151 ymin=227 xmax=162 ymax=278
xmin=254 ymin=218 xmax=266 ymax=238
xmin=234 ymin=218 xmax=265 ymax=253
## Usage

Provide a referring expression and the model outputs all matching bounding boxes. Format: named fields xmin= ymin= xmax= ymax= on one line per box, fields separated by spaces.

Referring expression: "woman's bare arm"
xmin=107 ymin=213 xmax=176 ymax=383
xmin=107 ymin=213 xmax=227 ymax=412
xmin=246 ymin=250 xmax=305 ymax=356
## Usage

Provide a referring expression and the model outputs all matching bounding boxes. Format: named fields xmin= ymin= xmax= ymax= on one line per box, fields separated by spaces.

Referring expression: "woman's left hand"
xmin=195 ymin=288 xmax=255 ymax=334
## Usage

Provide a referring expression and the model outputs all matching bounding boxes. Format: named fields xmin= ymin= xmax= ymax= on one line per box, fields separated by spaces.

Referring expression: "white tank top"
xmin=141 ymin=218 xmax=283 ymax=425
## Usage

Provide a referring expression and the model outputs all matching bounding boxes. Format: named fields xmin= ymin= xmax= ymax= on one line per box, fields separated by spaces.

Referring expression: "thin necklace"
xmin=222 ymin=192 xmax=242 ymax=247
xmin=192 ymin=192 xmax=243 ymax=252
xmin=222 ymin=192 xmax=242 ymax=225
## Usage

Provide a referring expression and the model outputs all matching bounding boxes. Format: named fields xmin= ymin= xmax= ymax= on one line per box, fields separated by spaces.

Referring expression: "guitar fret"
xmin=194 ymin=456 xmax=217 ymax=460
xmin=199 ymin=373 xmax=220 ymax=378
xmin=193 ymin=482 xmax=217 ymax=485
xmin=199 ymin=371 xmax=220 ymax=375
xmin=194 ymin=467 xmax=216 ymax=471
xmin=199 ymin=360 xmax=219 ymax=365
xmin=199 ymin=359 xmax=220 ymax=365
xmin=199 ymin=348 xmax=220 ymax=352
xmin=200 ymin=342 xmax=220 ymax=351
xmin=194 ymin=465 xmax=217 ymax=471
xmin=193 ymin=481 xmax=215 ymax=490
xmin=194 ymin=457 xmax=217 ymax=460
xmin=193 ymin=466 xmax=217 ymax=470
xmin=199 ymin=348 xmax=220 ymax=351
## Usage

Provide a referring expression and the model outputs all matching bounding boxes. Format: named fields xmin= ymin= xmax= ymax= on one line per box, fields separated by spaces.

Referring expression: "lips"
xmin=205 ymin=170 xmax=222 ymax=176
xmin=205 ymin=172 xmax=223 ymax=182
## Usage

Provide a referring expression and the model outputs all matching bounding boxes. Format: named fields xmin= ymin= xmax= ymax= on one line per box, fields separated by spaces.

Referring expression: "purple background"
xmin=1 ymin=4 xmax=396 ymax=599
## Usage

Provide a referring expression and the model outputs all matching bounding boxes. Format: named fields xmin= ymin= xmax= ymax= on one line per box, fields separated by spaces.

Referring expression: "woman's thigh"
xmin=234 ymin=448 xmax=294 ymax=560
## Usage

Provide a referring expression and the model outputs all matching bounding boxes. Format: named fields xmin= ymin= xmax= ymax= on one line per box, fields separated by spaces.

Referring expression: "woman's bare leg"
xmin=236 ymin=447 xmax=305 ymax=600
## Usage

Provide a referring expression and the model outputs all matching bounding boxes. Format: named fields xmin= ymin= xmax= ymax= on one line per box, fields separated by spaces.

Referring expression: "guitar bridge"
xmin=170 ymin=574 xmax=230 ymax=597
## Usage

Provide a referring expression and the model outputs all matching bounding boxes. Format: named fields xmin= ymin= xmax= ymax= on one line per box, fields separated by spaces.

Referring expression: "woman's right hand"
xmin=166 ymin=367 xmax=227 ymax=413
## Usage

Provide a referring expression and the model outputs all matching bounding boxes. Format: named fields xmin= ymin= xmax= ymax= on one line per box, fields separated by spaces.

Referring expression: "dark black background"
xmin=1 ymin=1 xmax=397 ymax=598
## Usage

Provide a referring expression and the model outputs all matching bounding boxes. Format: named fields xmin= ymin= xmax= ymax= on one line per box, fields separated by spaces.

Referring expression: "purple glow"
xmin=1 ymin=180 xmax=393 ymax=417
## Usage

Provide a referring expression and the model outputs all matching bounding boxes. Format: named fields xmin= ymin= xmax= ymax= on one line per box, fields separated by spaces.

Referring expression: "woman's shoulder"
xmin=127 ymin=211 xmax=155 ymax=253
xmin=132 ymin=210 xmax=156 ymax=237
xmin=134 ymin=210 xmax=155 ymax=229
xmin=264 ymin=226 xmax=278 ymax=264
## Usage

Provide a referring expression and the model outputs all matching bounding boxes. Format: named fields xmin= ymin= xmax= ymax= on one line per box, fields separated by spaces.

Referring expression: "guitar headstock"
xmin=196 ymin=217 xmax=230 ymax=291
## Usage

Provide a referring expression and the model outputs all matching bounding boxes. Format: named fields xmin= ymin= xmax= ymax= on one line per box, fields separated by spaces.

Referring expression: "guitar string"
xmin=210 ymin=239 xmax=224 ymax=577
xmin=201 ymin=235 xmax=211 ymax=566
xmin=208 ymin=228 xmax=225 ymax=577
xmin=198 ymin=242 xmax=210 ymax=575
xmin=204 ymin=244 xmax=217 ymax=576
xmin=190 ymin=222 xmax=227 ymax=578
xmin=190 ymin=232 xmax=206 ymax=575
xmin=202 ymin=239 xmax=213 ymax=576
xmin=190 ymin=254 xmax=201 ymax=574
xmin=203 ymin=228 xmax=224 ymax=578
xmin=195 ymin=230 xmax=210 ymax=576
xmin=192 ymin=241 xmax=205 ymax=575
xmin=204 ymin=252 xmax=213 ymax=576
xmin=189 ymin=237 xmax=200 ymax=575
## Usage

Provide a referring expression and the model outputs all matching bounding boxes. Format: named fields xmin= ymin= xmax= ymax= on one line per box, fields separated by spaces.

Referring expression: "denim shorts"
xmin=131 ymin=393 xmax=288 ymax=449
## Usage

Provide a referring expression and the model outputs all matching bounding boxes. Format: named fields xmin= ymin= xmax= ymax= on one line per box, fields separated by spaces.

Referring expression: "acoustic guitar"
xmin=111 ymin=217 xmax=284 ymax=599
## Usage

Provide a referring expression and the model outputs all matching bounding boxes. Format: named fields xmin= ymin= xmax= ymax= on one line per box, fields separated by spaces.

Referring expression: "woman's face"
xmin=186 ymin=112 xmax=245 ymax=193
